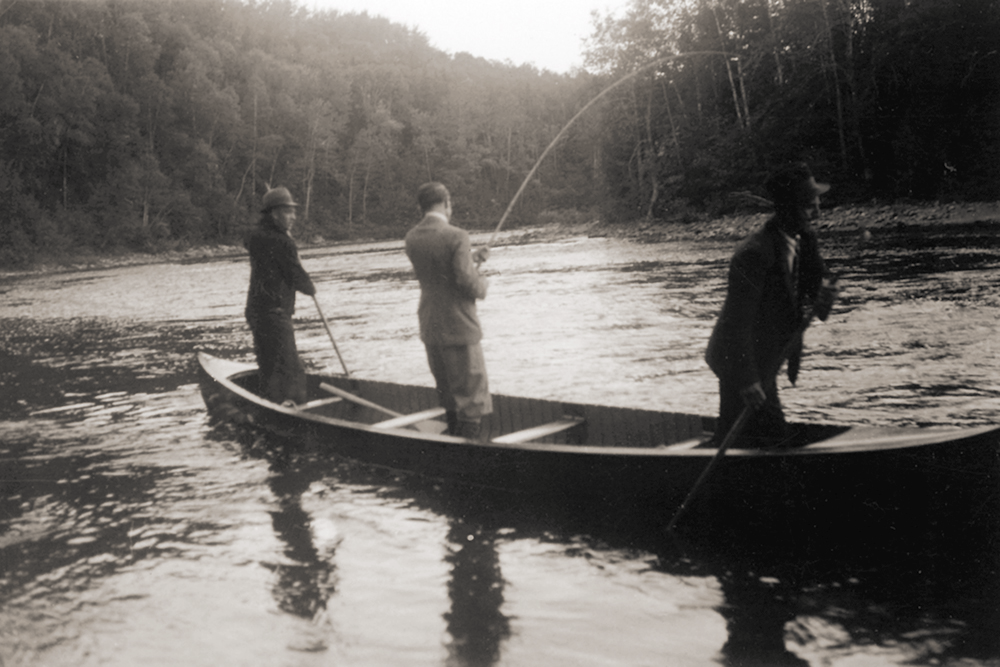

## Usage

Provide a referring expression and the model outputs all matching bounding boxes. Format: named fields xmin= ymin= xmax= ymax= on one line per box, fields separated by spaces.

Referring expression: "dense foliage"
xmin=0 ymin=0 xmax=996 ymax=267
xmin=588 ymin=0 xmax=1000 ymax=220
xmin=0 ymin=0 xmax=602 ymax=266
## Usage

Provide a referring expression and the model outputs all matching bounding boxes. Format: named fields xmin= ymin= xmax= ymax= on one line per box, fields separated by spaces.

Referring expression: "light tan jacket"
xmin=404 ymin=214 xmax=488 ymax=346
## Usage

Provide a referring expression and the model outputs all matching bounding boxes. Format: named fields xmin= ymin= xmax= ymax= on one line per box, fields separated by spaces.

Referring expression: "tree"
xmin=1 ymin=0 xmax=995 ymax=268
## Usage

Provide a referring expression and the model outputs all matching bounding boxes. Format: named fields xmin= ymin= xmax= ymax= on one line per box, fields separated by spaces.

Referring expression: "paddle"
xmin=318 ymin=382 xmax=401 ymax=418
xmin=666 ymin=275 xmax=839 ymax=533
xmin=665 ymin=405 xmax=754 ymax=532
xmin=318 ymin=382 xmax=448 ymax=435
xmin=311 ymin=296 xmax=411 ymax=422
xmin=312 ymin=295 xmax=350 ymax=376
xmin=665 ymin=218 xmax=871 ymax=533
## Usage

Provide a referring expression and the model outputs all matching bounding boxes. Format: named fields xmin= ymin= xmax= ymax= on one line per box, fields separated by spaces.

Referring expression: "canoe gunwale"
xmin=197 ymin=351 xmax=1000 ymax=525
xmin=196 ymin=352 xmax=1000 ymax=459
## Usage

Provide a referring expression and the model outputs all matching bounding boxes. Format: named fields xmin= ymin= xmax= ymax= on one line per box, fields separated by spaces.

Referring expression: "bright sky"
xmin=305 ymin=0 xmax=629 ymax=74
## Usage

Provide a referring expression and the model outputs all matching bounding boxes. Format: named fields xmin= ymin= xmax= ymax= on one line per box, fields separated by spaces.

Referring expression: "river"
xmin=1 ymin=221 xmax=998 ymax=666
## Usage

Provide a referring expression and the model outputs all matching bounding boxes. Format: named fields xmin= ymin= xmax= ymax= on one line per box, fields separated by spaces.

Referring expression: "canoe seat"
xmin=296 ymin=396 xmax=343 ymax=411
xmin=373 ymin=407 xmax=447 ymax=430
xmin=492 ymin=416 xmax=585 ymax=445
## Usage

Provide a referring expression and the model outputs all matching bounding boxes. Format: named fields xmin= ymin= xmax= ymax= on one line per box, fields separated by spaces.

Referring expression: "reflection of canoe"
xmin=197 ymin=352 xmax=1000 ymax=523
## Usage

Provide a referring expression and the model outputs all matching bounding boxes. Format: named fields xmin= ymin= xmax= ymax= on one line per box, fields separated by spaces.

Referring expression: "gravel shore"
xmin=5 ymin=201 xmax=997 ymax=277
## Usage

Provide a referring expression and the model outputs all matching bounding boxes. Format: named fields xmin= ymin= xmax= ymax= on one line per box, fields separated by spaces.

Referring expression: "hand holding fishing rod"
xmin=472 ymin=245 xmax=490 ymax=269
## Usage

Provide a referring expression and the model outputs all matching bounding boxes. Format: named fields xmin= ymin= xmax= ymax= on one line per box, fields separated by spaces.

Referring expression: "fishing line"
xmin=485 ymin=50 xmax=735 ymax=249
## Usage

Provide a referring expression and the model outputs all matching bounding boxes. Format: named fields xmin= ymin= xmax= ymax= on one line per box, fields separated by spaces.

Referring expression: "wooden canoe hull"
xmin=197 ymin=352 xmax=1000 ymax=526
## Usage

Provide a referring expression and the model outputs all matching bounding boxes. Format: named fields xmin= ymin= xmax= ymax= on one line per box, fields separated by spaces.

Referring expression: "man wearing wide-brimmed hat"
xmin=705 ymin=162 xmax=838 ymax=448
xmin=245 ymin=186 xmax=316 ymax=405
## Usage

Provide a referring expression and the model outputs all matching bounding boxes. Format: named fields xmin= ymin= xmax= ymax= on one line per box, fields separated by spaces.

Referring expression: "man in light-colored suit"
xmin=405 ymin=182 xmax=492 ymax=439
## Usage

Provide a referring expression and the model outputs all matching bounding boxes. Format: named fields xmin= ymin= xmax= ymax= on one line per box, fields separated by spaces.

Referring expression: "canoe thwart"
xmin=492 ymin=416 xmax=586 ymax=445
xmin=319 ymin=382 xmax=401 ymax=418
xmin=296 ymin=396 xmax=343 ymax=411
xmin=196 ymin=353 xmax=1000 ymax=525
xmin=373 ymin=407 xmax=447 ymax=430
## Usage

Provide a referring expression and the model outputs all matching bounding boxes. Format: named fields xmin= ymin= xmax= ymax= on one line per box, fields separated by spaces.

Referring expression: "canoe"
xmin=197 ymin=351 xmax=1000 ymax=527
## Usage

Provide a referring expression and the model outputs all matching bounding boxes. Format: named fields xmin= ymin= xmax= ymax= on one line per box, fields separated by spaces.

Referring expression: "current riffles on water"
xmin=1 ymin=223 xmax=998 ymax=666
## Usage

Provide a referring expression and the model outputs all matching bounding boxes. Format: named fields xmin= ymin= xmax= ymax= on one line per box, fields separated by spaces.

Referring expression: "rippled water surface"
xmin=1 ymin=222 xmax=999 ymax=666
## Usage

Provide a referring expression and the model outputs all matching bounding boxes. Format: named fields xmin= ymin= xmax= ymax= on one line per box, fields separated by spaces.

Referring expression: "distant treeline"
xmin=1 ymin=0 xmax=997 ymax=267
xmin=589 ymin=0 xmax=1000 ymax=220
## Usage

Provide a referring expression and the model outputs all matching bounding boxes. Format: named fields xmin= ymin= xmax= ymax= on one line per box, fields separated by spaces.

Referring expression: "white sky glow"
xmin=305 ymin=0 xmax=629 ymax=73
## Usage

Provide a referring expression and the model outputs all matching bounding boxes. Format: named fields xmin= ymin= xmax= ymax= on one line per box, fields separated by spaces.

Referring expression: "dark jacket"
xmin=404 ymin=214 xmax=488 ymax=346
xmin=245 ymin=218 xmax=315 ymax=316
xmin=705 ymin=216 xmax=827 ymax=390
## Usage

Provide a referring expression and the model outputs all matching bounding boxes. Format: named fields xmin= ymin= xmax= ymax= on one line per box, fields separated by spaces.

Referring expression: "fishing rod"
xmin=484 ymin=51 xmax=736 ymax=250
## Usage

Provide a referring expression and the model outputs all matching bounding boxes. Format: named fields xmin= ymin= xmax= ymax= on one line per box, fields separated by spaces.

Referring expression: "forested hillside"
xmin=588 ymin=0 xmax=1000 ymax=220
xmin=1 ymin=0 xmax=996 ymax=268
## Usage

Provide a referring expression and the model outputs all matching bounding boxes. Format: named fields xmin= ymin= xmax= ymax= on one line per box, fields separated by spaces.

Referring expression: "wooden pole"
xmin=313 ymin=295 xmax=350 ymax=376
xmin=665 ymin=404 xmax=754 ymax=532
xmin=667 ymin=271 xmax=848 ymax=532
xmin=665 ymin=323 xmax=808 ymax=533
xmin=319 ymin=382 xmax=400 ymax=418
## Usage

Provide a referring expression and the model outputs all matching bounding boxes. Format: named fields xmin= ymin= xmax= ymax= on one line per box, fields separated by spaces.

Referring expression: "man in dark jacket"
xmin=245 ymin=186 xmax=316 ymax=406
xmin=705 ymin=163 xmax=837 ymax=447
xmin=405 ymin=182 xmax=492 ymax=439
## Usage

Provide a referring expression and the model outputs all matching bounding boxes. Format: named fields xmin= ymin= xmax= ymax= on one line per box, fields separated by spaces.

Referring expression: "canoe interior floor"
xmin=234 ymin=373 xmax=717 ymax=449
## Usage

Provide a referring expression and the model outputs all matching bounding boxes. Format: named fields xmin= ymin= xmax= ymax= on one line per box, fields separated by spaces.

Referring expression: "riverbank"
xmin=504 ymin=200 xmax=1000 ymax=246
xmin=4 ymin=201 xmax=998 ymax=277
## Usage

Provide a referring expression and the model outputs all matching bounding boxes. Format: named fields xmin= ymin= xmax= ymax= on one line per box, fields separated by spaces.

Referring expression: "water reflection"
xmin=265 ymin=463 xmax=337 ymax=621
xmin=233 ymin=431 xmax=339 ymax=631
xmin=827 ymin=226 xmax=1000 ymax=283
xmin=230 ymin=430 xmax=515 ymax=664
xmin=651 ymin=497 xmax=1000 ymax=667
xmin=0 ymin=419 xmax=179 ymax=590
xmin=717 ymin=573 xmax=808 ymax=667
xmin=444 ymin=521 xmax=510 ymax=667
xmin=1 ymin=225 xmax=999 ymax=665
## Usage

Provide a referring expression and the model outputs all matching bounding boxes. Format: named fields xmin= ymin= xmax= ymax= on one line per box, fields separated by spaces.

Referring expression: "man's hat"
xmin=765 ymin=162 xmax=830 ymax=206
xmin=261 ymin=186 xmax=299 ymax=212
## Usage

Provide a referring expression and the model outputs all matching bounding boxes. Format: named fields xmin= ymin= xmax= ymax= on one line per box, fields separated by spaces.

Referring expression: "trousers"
xmin=246 ymin=307 xmax=308 ymax=405
xmin=424 ymin=343 xmax=492 ymax=425
xmin=715 ymin=374 xmax=789 ymax=448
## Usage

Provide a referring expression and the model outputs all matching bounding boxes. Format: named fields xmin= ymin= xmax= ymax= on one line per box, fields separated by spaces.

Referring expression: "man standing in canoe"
xmin=705 ymin=162 xmax=838 ymax=447
xmin=405 ymin=182 xmax=492 ymax=440
xmin=245 ymin=186 xmax=316 ymax=406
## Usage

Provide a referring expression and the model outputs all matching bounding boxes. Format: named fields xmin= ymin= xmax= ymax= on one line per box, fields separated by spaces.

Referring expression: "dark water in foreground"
xmin=1 ymin=223 xmax=999 ymax=666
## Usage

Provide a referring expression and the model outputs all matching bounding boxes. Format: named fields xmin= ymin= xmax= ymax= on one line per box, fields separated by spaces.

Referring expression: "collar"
xmin=424 ymin=211 xmax=449 ymax=224
xmin=260 ymin=218 xmax=291 ymax=236
xmin=778 ymin=229 xmax=799 ymax=274
xmin=779 ymin=229 xmax=800 ymax=247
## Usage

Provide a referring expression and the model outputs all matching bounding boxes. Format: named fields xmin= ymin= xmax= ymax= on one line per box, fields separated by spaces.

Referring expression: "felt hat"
xmin=765 ymin=163 xmax=830 ymax=206
xmin=261 ymin=186 xmax=299 ymax=212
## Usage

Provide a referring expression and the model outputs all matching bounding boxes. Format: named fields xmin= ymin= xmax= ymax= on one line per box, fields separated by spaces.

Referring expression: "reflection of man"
xmin=404 ymin=182 xmax=492 ymax=439
xmin=245 ymin=186 xmax=316 ymax=406
xmin=705 ymin=163 xmax=837 ymax=447
xmin=444 ymin=522 xmax=510 ymax=664
xmin=267 ymin=462 xmax=336 ymax=622
xmin=718 ymin=570 xmax=809 ymax=667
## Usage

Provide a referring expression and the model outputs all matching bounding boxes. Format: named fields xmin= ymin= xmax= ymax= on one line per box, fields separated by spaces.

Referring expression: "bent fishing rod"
xmin=482 ymin=51 xmax=736 ymax=251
